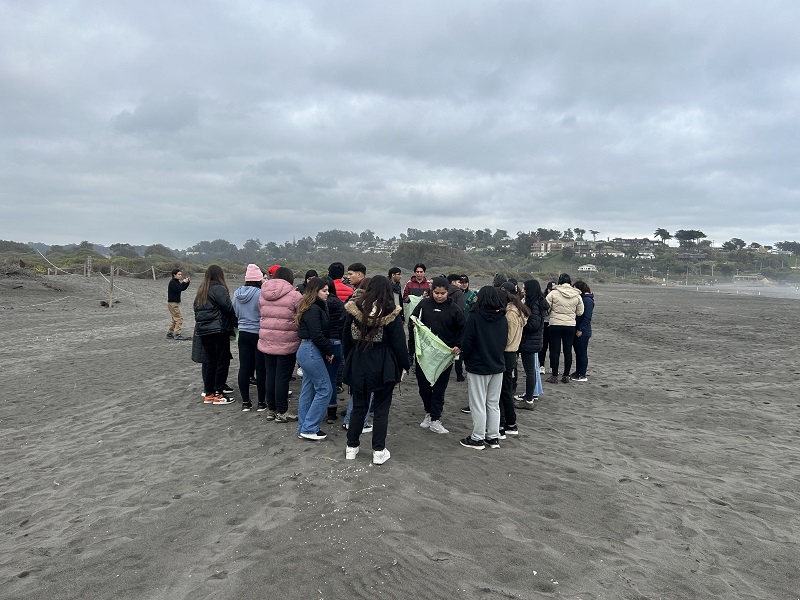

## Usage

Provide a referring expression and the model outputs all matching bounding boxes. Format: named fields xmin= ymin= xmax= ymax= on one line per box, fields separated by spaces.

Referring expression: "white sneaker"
xmin=345 ymin=446 xmax=359 ymax=460
xmin=362 ymin=424 xmax=373 ymax=433
xmin=419 ymin=413 xmax=431 ymax=428
xmin=373 ymin=448 xmax=391 ymax=465
xmin=428 ymin=420 xmax=449 ymax=434
xmin=539 ymin=366 xmax=545 ymax=374
xmin=296 ymin=367 xmax=303 ymax=377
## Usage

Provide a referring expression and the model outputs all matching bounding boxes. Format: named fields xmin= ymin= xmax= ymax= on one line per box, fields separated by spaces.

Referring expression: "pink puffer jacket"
xmin=258 ymin=279 xmax=302 ymax=355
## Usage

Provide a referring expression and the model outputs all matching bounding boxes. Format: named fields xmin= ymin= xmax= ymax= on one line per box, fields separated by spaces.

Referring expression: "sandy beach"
xmin=1 ymin=274 xmax=798 ymax=599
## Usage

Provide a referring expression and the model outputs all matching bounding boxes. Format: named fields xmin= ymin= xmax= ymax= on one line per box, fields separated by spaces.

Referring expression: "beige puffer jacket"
xmin=545 ymin=284 xmax=584 ymax=327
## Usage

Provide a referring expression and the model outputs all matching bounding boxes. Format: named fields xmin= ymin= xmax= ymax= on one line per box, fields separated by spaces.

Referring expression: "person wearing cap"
xmin=327 ymin=262 xmax=354 ymax=303
xmin=166 ymin=268 xmax=191 ymax=340
xmin=234 ymin=264 xmax=267 ymax=411
xmin=267 ymin=264 xmax=281 ymax=278
xmin=459 ymin=275 xmax=477 ymax=314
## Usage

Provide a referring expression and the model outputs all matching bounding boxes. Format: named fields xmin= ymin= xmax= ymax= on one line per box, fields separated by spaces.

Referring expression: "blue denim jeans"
xmin=325 ymin=340 xmax=343 ymax=407
xmin=296 ymin=340 xmax=333 ymax=435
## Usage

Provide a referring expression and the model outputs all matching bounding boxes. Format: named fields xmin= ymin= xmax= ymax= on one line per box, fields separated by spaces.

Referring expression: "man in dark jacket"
xmin=167 ymin=268 xmax=190 ymax=340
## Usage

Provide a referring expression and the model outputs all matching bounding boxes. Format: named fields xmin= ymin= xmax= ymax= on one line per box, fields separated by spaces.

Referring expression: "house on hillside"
xmin=577 ymin=264 xmax=598 ymax=273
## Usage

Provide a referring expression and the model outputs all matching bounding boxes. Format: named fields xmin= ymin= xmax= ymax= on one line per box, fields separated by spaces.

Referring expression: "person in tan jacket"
xmin=498 ymin=283 xmax=531 ymax=437
xmin=544 ymin=273 xmax=584 ymax=383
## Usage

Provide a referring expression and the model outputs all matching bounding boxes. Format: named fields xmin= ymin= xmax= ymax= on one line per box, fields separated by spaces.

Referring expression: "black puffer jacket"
xmin=519 ymin=297 xmax=548 ymax=353
xmin=297 ymin=298 xmax=334 ymax=356
xmin=327 ymin=294 xmax=345 ymax=340
xmin=194 ymin=284 xmax=237 ymax=336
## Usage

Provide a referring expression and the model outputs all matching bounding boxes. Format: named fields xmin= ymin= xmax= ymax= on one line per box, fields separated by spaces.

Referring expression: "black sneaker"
xmin=256 ymin=403 xmax=267 ymax=412
xmin=249 ymin=377 xmax=257 ymax=386
xmin=485 ymin=437 xmax=500 ymax=449
xmin=242 ymin=403 xmax=252 ymax=412
xmin=460 ymin=436 xmax=485 ymax=450
xmin=498 ymin=428 xmax=507 ymax=440
xmin=166 ymin=332 xmax=174 ymax=339
xmin=460 ymin=405 xmax=471 ymax=414
xmin=222 ymin=384 xmax=234 ymax=394
xmin=504 ymin=424 xmax=519 ymax=436
xmin=173 ymin=333 xmax=186 ymax=341
xmin=299 ymin=430 xmax=327 ymax=441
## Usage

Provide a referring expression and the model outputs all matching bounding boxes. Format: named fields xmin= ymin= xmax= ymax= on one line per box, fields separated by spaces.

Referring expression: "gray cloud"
xmin=2 ymin=0 xmax=799 ymax=249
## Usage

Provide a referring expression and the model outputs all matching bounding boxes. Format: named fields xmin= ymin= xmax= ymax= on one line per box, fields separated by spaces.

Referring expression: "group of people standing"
xmin=179 ymin=261 xmax=594 ymax=463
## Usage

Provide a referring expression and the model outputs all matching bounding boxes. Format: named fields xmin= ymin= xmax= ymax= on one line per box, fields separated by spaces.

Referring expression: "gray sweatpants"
xmin=466 ymin=371 xmax=502 ymax=441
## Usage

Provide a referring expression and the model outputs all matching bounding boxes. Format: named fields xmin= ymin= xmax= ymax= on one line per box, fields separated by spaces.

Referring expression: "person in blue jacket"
xmin=233 ymin=264 xmax=267 ymax=411
xmin=572 ymin=280 xmax=594 ymax=382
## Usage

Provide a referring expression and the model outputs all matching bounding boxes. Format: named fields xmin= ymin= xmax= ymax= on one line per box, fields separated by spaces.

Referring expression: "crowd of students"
xmin=185 ymin=260 xmax=594 ymax=464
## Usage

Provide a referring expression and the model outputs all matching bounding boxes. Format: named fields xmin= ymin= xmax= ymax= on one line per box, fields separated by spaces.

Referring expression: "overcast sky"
xmin=2 ymin=0 xmax=799 ymax=249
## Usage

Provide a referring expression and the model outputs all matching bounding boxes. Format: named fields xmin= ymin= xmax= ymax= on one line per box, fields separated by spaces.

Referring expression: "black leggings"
xmin=237 ymin=331 xmax=265 ymax=406
xmin=548 ymin=325 xmax=576 ymax=376
xmin=200 ymin=332 xmax=232 ymax=394
xmin=538 ymin=322 xmax=550 ymax=367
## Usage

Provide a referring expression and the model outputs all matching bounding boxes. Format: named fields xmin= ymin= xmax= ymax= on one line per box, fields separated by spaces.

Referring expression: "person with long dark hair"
xmin=258 ymin=266 xmax=301 ymax=421
xmin=516 ymin=279 xmax=547 ymax=409
xmin=545 ymin=273 xmax=584 ymax=384
xmin=459 ymin=286 xmax=508 ymax=450
xmin=295 ymin=278 xmax=335 ymax=440
xmin=498 ymin=283 xmax=530 ymax=437
xmin=342 ymin=275 xmax=410 ymax=465
xmin=194 ymin=265 xmax=237 ymax=405
xmin=233 ymin=264 xmax=266 ymax=411
xmin=321 ymin=276 xmax=345 ymax=424
xmin=571 ymin=280 xmax=594 ymax=382
xmin=538 ymin=281 xmax=556 ymax=373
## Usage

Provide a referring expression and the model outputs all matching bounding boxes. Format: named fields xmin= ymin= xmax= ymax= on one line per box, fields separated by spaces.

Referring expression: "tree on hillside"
xmin=573 ymin=227 xmax=586 ymax=241
xmin=654 ymin=228 xmax=672 ymax=244
xmin=110 ymin=243 xmax=140 ymax=258
xmin=515 ymin=232 xmax=536 ymax=257
xmin=242 ymin=239 xmax=262 ymax=253
xmin=589 ymin=230 xmax=600 ymax=241
xmin=775 ymin=241 xmax=800 ymax=254
xmin=562 ymin=228 xmax=574 ymax=241
xmin=673 ymin=230 xmax=706 ymax=248
xmin=145 ymin=243 xmax=176 ymax=258
xmin=536 ymin=228 xmax=561 ymax=241
xmin=561 ymin=247 xmax=576 ymax=260
xmin=721 ymin=238 xmax=746 ymax=251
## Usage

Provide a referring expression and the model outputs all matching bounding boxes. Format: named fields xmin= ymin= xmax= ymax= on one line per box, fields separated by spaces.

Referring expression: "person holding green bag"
xmin=411 ymin=276 xmax=465 ymax=434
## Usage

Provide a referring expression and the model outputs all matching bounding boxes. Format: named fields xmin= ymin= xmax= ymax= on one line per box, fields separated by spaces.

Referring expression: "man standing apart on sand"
xmin=167 ymin=268 xmax=190 ymax=340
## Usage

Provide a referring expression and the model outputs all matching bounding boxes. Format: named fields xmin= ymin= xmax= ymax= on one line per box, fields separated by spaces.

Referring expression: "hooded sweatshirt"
xmin=460 ymin=308 xmax=508 ymax=375
xmin=233 ymin=285 xmax=262 ymax=334
xmin=504 ymin=303 xmax=527 ymax=352
xmin=576 ymin=292 xmax=594 ymax=337
xmin=545 ymin=284 xmax=585 ymax=327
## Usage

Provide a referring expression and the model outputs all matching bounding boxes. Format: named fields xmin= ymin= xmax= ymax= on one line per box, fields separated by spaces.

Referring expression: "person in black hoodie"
xmin=459 ymin=286 xmax=508 ymax=450
xmin=295 ymin=278 xmax=335 ymax=440
xmin=166 ymin=268 xmax=191 ymax=340
xmin=194 ymin=265 xmax=237 ymax=405
xmin=322 ymin=276 xmax=345 ymax=424
xmin=411 ymin=276 xmax=465 ymax=434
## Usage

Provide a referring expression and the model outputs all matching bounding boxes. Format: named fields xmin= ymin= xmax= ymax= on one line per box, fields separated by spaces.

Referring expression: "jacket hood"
xmin=553 ymin=284 xmax=582 ymax=300
xmin=234 ymin=286 xmax=261 ymax=304
xmin=475 ymin=308 xmax=506 ymax=323
xmin=262 ymin=278 xmax=296 ymax=301
xmin=345 ymin=301 xmax=402 ymax=326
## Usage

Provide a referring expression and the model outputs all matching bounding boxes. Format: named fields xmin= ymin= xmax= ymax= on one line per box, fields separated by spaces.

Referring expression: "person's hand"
xmin=325 ymin=354 xmax=334 ymax=363
xmin=451 ymin=346 xmax=461 ymax=355
xmin=400 ymin=369 xmax=407 ymax=382
xmin=575 ymin=331 xmax=582 ymax=337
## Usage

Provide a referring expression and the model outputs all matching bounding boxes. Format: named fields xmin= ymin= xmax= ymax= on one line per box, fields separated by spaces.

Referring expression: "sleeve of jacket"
xmin=213 ymin=286 xmax=237 ymax=325
xmin=577 ymin=297 xmax=593 ymax=333
xmin=387 ymin=314 xmax=411 ymax=371
xmin=306 ymin=306 xmax=334 ymax=356
xmin=459 ymin=316 xmax=477 ymax=357
xmin=342 ymin=313 xmax=354 ymax=358
xmin=524 ymin=304 xmax=543 ymax=334
xmin=575 ymin=296 xmax=585 ymax=317
xmin=453 ymin=307 xmax=466 ymax=345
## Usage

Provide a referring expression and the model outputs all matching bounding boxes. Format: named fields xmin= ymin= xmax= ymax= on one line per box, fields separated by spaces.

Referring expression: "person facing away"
xmin=167 ymin=268 xmax=191 ymax=340
xmin=544 ymin=273 xmax=584 ymax=384
xmin=328 ymin=262 xmax=354 ymax=303
xmin=342 ymin=275 xmax=410 ymax=465
xmin=194 ymin=265 xmax=237 ymax=405
xmin=459 ymin=286 xmax=508 ymax=450
xmin=411 ymin=276 xmax=465 ymax=435
xmin=233 ymin=264 xmax=267 ymax=412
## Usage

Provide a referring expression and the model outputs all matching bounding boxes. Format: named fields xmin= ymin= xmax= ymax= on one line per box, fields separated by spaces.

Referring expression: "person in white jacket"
xmin=544 ymin=273 xmax=584 ymax=383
